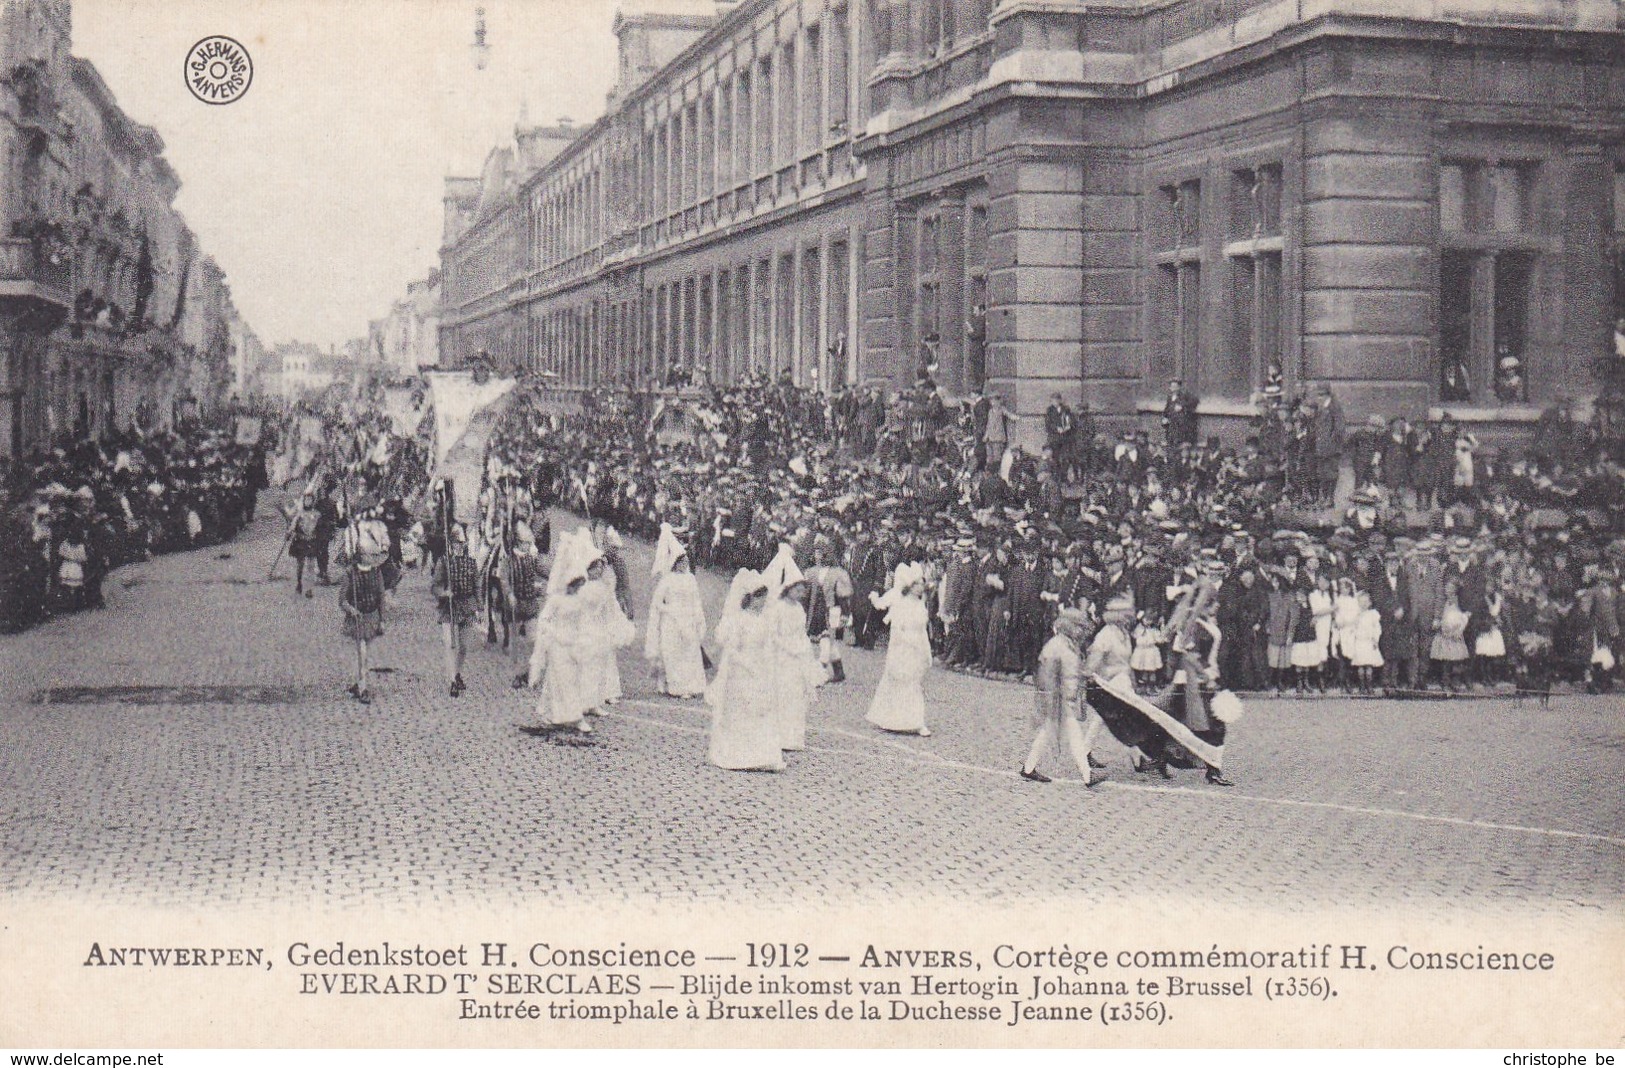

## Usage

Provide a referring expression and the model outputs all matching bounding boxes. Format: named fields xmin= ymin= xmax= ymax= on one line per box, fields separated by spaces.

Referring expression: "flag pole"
xmin=268 ymin=465 xmax=324 ymax=581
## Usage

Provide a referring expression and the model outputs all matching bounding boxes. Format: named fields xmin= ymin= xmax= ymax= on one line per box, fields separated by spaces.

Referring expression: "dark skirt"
xmin=343 ymin=610 xmax=383 ymax=641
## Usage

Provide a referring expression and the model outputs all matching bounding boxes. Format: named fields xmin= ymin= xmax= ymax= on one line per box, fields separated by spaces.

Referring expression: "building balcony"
xmin=0 ymin=238 xmax=72 ymax=319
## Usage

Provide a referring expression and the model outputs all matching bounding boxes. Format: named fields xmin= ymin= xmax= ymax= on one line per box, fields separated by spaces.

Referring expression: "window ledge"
xmin=1135 ymin=396 xmax=1259 ymax=418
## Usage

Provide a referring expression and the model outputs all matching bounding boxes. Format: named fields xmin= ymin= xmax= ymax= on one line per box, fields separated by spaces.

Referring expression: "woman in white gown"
xmin=762 ymin=543 xmax=822 ymax=752
xmin=865 ymin=561 xmax=932 ymax=736
xmin=526 ymin=530 xmax=602 ymax=734
xmin=644 ymin=524 xmax=707 ymax=698
xmin=586 ymin=546 xmax=636 ymax=712
xmin=707 ymin=569 xmax=784 ymax=772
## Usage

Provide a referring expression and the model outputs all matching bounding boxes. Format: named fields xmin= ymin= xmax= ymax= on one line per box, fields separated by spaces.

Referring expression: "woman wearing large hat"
xmin=644 ymin=523 xmax=708 ymax=698
xmin=865 ymin=561 xmax=933 ymax=737
xmin=706 ymin=569 xmax=784 ymax=771
xmin=762 ymin=543 xmax=823 ymax=753
xmin=525 ymin=529 xmax=606 ymax=735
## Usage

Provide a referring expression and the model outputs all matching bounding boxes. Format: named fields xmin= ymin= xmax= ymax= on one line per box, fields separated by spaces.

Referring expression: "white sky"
xmin=73 ymin=0 xmax=620 ymax=348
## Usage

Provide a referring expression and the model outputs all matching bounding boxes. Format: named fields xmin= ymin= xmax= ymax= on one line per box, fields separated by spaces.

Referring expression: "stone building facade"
xmin=0 ymin=0 xmax=243 ymax=461
xmin=441 ymin=0 xmax=1624 ymax=447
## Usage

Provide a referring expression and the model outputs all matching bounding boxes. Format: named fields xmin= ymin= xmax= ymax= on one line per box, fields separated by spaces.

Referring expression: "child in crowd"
xmin=1348 ymin=589 xmax=1383 ymax=695
xmin=1130 ymin=609 xmax=1164 ymax=692
xmin=1430 ymin=580 xmax=1472 ymax=692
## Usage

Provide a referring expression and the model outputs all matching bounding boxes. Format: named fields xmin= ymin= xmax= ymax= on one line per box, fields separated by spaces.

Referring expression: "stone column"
xmin=936 ymin=187 xmax=967 ymax=394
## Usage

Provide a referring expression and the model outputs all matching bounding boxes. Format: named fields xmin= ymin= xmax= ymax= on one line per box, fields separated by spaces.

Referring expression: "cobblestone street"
xmin=2 ymin=496 xmax=1621 ymax=916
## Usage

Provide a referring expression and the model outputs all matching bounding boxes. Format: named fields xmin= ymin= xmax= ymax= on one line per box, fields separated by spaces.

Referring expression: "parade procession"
xmin=2 ymin=0 xmax=1623 ymax=951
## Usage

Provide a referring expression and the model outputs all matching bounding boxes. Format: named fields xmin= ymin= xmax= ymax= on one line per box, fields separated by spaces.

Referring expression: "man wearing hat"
xmin=1020 ymin=608 xmax=1102 ymax=787
xmin=1403 ymin=534 xmax=1446 ymax=689
xmin=847 ymin=521 xmax=884 ymax=650
xmin=1163 ymin=379 xmax=1198 ymax=449
xmin=1369 ymin=547 xmax=1414 ymax=691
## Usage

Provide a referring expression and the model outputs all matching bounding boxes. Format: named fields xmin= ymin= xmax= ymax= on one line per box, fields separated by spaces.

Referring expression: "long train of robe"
xmin=1084 ymin=675 xmax=1227 ymax=770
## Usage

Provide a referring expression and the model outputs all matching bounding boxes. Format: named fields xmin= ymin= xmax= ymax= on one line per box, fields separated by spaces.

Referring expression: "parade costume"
xmin=338 ymin=524 xmax=388 ymax=704
xmin=1021 ymin=609 xmax=1099 ymax=786
xmin=527 ymin=530 xmax=604 ymax=734
xmin=865 ymin=562 xmax=932 ymax=736
xmin=763 ymin=544 xmax=822 ymax=752
xmin=587 ymin=553 xmax=637 ymax=709
xmin=706 ymin=569 xmax=784 ymax=772
xmin=644 ymin=524 xmax=708 ymax=698
xmin=432 ymin=526 xmax=480 ymax=696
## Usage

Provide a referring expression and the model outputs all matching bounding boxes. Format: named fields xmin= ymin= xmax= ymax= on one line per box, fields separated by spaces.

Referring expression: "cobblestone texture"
xmin=1 ymin=496 xmax=1620 ymax=915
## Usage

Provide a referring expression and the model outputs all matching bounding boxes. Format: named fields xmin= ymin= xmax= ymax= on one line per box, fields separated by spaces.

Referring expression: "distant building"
xmin=370 ymin=268 xmax=441 ymax=378
xmin=440 ymin=0 xmax=1625 ymax=447
xmin=0 ymin=0 xmax=247 ymax=458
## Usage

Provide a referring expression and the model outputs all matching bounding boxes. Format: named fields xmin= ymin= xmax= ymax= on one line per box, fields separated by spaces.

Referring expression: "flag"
xmin=382 ymin=384 xmax=424 ymax=437
xmin=427 ymin=370 xmax=517 ymax=519
xmin=1084 ymin=675 xmax=1225 ymax=771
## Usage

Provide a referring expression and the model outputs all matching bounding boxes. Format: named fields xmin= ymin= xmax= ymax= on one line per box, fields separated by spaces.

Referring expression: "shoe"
xmin=357 ymin=689 xmax=371 ymax=705
xmin=1019 ymin=768 xmax=1051 ymax=783
xmin=1155 ymin=761 xmax=1173 ymax=780
xmin=347 ymin=683 xmax=360 ymax=698
xmin=1083 ymin=770 xmax=1104 ymax=788
xmin=304 ymin=590 xmax=313 ymax=599
xmin=511 ymin=673 xmax=528 ymax=690
xmin=576 ymin=720 xmax=594 ymax=734
xmin=1205 ymin=768 xmax=1234 ymax=786
xmin=1087 ymin=753 xmax=1106 ymax=770
xmin=917 ymin=727 xmax=932 ymax=738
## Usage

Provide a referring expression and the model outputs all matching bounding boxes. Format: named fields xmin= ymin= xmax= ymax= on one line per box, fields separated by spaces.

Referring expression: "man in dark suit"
xmin=1162 ymin=379 xmax=1199 ymax=448
xmin=1371 ymin=548 xmax=1414 ymax=690
xmin=846 ymin=521 xmax=884 ymax=649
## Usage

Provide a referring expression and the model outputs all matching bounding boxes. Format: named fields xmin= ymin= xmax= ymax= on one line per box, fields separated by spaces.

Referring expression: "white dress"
xmin=1475 ymin=593 xmax=1506 ymax=657
xmin=530 ymin=589 xmax=597 ymax=727
xmin=765 ymin=597 xmax=821 ymax=751
xmin=587 ymin=574 xmax=635 ymax=705
xmin=1349 ymin=607 xmax=1384 ymax=667
xmin=866 ymin=596 xmax=931 ymax=734
xmin=707 ymin=609 xmax=785 ymax=771
xmin=645 ymin=570 xmax=708 ymax=697
xmin=1293 ymin=590 xmax=1333 ymax=668
xmin=1331 ymin=594 xmax=1361 ymax=659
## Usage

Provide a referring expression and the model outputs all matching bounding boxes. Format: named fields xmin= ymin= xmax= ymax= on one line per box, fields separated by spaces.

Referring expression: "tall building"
xmin=0 ymin=0 xmax=245 ymax=460
xmin=441 ymin=0 xmax=1624 ymax=447
xmin=369 ymin=268 xmax=442 ymax=379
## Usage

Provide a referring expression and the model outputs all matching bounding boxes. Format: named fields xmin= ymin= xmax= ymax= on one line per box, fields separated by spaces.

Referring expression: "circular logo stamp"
xmin=184 ymin=36 xmax=253 ymax=105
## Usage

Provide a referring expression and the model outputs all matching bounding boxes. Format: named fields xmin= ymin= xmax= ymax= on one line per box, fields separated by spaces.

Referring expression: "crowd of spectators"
xmin=0 ymin=418 xmax=270 ymax=632
xmin=475 ymin=369 xmax=1625 ymax=697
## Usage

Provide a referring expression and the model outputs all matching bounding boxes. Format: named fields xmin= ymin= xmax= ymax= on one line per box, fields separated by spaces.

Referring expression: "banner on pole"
xmin=382 ymin=384 xmax=425 ymax=438
xmin=427 ymin=371 xmax=517 ymax=519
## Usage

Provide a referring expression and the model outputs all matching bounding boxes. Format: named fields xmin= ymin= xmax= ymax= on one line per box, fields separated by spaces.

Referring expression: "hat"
xmin=763 ymin=543 xmax=807 ymax=596
xmin=1102 ymin=592 xmax=1135 ymax=622
xmin=651 ymin=522 xmax=687 ymax=576
xmin=1054 ymin=607 xmax=1090 ymax=639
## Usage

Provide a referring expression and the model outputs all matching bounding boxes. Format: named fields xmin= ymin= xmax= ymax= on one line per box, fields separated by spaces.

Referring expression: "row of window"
xmin=1145 ymin=160 xmax=1625 ymax=406
xmin=527 ymin=237 xmax=857 ymax=390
